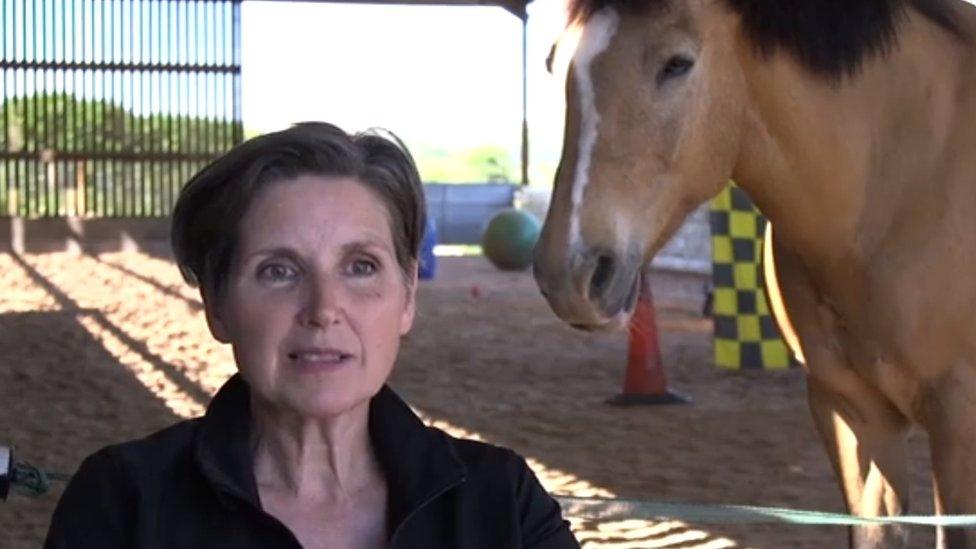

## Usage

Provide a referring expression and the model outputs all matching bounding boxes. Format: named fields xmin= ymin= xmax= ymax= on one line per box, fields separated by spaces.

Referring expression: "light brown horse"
xmin=532 ymin=0 xmax=976 ymax=547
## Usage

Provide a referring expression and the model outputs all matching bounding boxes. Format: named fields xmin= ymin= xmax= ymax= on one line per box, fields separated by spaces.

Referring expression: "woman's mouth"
xmin=287 ymin=349 xmax=354 ymax=372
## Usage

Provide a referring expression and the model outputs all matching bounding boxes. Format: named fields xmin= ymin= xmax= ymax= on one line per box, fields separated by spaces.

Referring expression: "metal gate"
xmin=1 ymin=0 xmax=243 ymax=218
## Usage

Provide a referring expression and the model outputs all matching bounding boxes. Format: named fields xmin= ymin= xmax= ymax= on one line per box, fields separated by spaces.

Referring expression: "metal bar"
xmin=136 ymin=0 xmax=144 ymax=216
xmin=41 ymin=0 xmax=49 ymax=216
xmin=72 ymin=0 xmax=80 ymax=215
xmin=124 ymin=0 xmax=131 ymax=216
xmin=3 ymin=0 xmax=9 ymax=216
xmin=82 ymin=0 xmax=90 ymax=215
xmin=98 ymin=0 xmax=106 ymax=216
xmin=166 ymin=0 xmax=174 ymax=213
xmin=49 ymin=0 xmax=57 ymax=216
xmin=214 ymin=3 xmax=227 ymax=152
xmin=2 ymin=0 xmax=9 ymax=216
xmin=47 ymin=0 xmax=53 ymax=216
xmin=31 ymin=0 xmax=39 ymax=216
xmin=204 ymin=4 xmax=214 ymax=158
xmin=79 ymin=0 xmax=85 ymax=215
xmin=38 ymin=0 xmax=44 ymax=216
xmin=10 ymin=0 xmax=17 ymax=215
xmin=116 ymin=0 xmax=124 ymax=216
xmin=41 ymin=0 xmax=47 ymax=216
xmin=88 ymin=0 xmax=96 ymax=216
xmin=149 ymin=0 xmax=156 ymax=216
xmin=61 ymin=0 xmax=69 ymax=214
xmin=520 ymin=15 xmax=528 ymax=186
xmin=73 ymin=0 xmax=79 ymax=215
xmin=190 ymin=1 xmax=197 ymax=181
xmin=85 ymin=2 xmax=101 ymax=216
xmin=177 ymin=0 xmax=185 ymax=207
xmin=105 ymin=0 xmax=112 ymax=216
xmin=145 ymin=3 xmax=152 ymax=217
xmin=0 ymin=62 xmax=243 ymax=80
xmin=116 ymin=0 xmax=123 ymax=216
xmin=17 ymin=0 xmax=26 ymax=216
xmin=181 ymin=0 xmax=189 ymax=206
xmin=48 ymin=0 xmax=56 ymax=216
xmin=59 ymin=0 xmax=68 ymax=215
xmin=121 ymin=0 xmax=128 ymax=216
xmin=200 ymin=2 xmax=207 ymax=159
xmin=106 ymin=0 xmax=113 ymax=216
xmin=167 ymin=0 xmax=175 ymax=213
xmin=232 ymin=0 xmax=242 ymax=145
xmin=194 ymin=0 xmax=202 ymax=185
xmin=165 ymin=0 xmax=173 ymax=215
xmin=153 ymin=0 xmax=161 ymax=216
xmin=11 ymin=0 xmax=18 ymax=215
xmin=0 ymin=150 xmax=223 ymax=163
xmin=109 ymin=0 xmax=115 ymax=216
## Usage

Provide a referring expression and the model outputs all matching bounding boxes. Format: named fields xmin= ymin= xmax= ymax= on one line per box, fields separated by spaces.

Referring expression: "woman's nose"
xmin=298 ymin=276 xmax=342 ymax=328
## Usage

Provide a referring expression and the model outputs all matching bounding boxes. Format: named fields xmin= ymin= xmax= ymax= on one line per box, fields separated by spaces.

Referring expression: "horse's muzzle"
xmin=534 ymin=245 xmax=641 ymax=330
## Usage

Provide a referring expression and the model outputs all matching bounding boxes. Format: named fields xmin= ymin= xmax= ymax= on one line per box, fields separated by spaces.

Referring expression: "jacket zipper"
xmin=388 ymin=475 xmax=466 ymax=547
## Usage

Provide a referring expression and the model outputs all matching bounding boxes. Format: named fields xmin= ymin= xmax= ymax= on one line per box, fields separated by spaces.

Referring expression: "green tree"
xmin=412 ymin=143 xmax=515 ymax=183
xmin=1 ymin=93 xmax=240 ymax=217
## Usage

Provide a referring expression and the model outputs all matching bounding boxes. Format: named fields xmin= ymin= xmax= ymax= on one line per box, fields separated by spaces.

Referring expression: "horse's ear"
xmin=545 ymin=42 xmax=556 ymax=74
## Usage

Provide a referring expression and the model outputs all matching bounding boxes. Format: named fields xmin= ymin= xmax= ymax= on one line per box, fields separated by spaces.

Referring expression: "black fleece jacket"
xmin=44 ymin=375 xmax=579 ymax=548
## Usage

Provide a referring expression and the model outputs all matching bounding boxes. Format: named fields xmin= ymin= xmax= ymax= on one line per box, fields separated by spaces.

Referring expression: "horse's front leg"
xmin=771 ymin=243 xmax=911 ymax=548
xmin=807 ymin=373 xmax=912 ymax=548
xmin=919 ymin=366 xmax=976 ymax=548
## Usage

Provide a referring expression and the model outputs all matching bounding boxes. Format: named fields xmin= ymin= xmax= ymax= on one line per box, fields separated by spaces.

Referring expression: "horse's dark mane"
xmin=567 ymin=0 xmax=965 ymax=78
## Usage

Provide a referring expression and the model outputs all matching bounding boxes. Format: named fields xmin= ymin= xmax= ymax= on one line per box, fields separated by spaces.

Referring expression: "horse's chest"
xmin=803 ymin=286 xmax=951 ymax=419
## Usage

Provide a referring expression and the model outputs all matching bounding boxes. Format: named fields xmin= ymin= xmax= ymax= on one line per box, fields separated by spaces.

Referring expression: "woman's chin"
xmin=273 ymin=382 xmax=376 ymax=420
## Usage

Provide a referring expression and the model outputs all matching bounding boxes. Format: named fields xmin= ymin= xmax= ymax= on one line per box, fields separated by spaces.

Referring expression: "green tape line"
xmin=555 ymin=495 xmax=976 ymax=528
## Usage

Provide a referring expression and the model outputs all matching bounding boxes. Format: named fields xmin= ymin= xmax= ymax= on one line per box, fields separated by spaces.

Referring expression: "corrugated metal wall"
xmin=0 ymin=0 xmax=243 ymax=218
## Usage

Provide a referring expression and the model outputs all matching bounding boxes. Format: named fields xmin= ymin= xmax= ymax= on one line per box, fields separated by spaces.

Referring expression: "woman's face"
xmin=206 ymin=174 xmax=417 ymax=418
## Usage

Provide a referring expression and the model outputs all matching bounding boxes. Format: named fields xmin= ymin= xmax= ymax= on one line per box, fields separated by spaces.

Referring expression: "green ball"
xmin=482 ymin=209 xmax=542 ymax=271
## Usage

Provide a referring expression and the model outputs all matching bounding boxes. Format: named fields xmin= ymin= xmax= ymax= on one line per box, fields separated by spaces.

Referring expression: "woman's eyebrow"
xmin=342 ymin=237 xmax=392 ymax=255
xmin=246 ymin=246 xmax=300 ymax=262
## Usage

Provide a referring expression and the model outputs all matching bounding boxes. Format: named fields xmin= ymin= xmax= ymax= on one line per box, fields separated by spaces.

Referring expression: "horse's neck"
xmin=733 ymin=2 xmax=976 ymax=274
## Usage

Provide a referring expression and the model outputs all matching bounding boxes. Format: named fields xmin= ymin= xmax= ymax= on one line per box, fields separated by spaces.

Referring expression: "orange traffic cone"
xmin=607 ymin=274 xmax=690 ymax=405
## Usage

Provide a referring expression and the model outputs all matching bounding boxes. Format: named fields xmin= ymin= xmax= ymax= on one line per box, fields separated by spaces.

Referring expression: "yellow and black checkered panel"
xmin=709 ymin=185 xmax=792 ymax=370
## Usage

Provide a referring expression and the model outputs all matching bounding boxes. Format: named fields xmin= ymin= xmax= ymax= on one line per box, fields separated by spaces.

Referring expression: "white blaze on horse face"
xmin=569 ymin=10 xmax=620 ymax=249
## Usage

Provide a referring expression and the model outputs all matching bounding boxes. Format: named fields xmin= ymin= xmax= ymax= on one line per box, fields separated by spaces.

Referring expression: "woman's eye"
xmin=258 ymin=263 xmax=298 ymax=282
xmin=348 ymin=259 xmax=378 ymax=277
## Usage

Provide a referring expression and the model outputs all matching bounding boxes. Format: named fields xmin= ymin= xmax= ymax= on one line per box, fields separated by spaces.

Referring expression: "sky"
xmin=0 ymin=0 xmax=572 ymax=185
xmin=239 ymin=0 xmax=571 ymax=184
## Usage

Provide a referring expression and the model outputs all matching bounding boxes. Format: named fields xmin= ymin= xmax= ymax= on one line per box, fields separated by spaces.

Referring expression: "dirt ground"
xmin=0 ymin=251 xmax=939 ymax=548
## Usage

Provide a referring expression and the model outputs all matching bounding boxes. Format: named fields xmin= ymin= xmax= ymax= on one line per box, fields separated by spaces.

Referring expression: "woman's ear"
xmin=399 ymin=261 xmax=419 ymax=336
xmin=201 ymin=287 xmax=232 ymax=344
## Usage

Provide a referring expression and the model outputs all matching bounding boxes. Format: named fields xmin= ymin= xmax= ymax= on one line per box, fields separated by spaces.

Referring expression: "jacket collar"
xmin=193 ymin=374 xmax=466 ymax=530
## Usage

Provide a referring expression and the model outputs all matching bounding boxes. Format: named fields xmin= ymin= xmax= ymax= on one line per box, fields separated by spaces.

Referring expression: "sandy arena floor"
xmin=0 ymin=251 xmax=939 ymax=548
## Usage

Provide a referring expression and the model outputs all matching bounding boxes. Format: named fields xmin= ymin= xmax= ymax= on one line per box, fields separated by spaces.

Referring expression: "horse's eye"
xmin=657 ymin=55 xmax=695 ymax=84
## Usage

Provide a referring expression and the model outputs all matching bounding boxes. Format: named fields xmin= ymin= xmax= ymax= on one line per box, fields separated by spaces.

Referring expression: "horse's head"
xmin=534 ymin=0 xmax=745 ymax=330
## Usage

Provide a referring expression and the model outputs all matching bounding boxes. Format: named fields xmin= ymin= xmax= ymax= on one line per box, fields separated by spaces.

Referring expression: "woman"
xmin=44 ymin=122 xmax=579 ymax=548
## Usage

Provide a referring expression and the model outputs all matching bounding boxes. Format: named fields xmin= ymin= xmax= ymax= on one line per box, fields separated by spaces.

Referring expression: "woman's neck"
xmin=249 ymin=396 xmax=383 ymax=502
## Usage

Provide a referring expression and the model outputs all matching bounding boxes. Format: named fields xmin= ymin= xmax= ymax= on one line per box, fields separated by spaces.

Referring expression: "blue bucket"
xmin=419 ymin=217 xmax=437 ymax=280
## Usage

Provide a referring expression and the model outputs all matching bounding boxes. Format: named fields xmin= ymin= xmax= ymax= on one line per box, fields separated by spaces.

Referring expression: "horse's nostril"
xmin=589 ymin=253 xmax=616 ymax=300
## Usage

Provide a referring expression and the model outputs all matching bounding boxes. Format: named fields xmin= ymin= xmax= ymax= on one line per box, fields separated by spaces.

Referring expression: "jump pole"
xmin=607 ymin=274 xmax=690 ymax=406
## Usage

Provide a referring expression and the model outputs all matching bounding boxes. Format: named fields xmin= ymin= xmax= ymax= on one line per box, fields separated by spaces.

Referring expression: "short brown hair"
xmin=171 ymin=122 xmax=427 ymax=299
